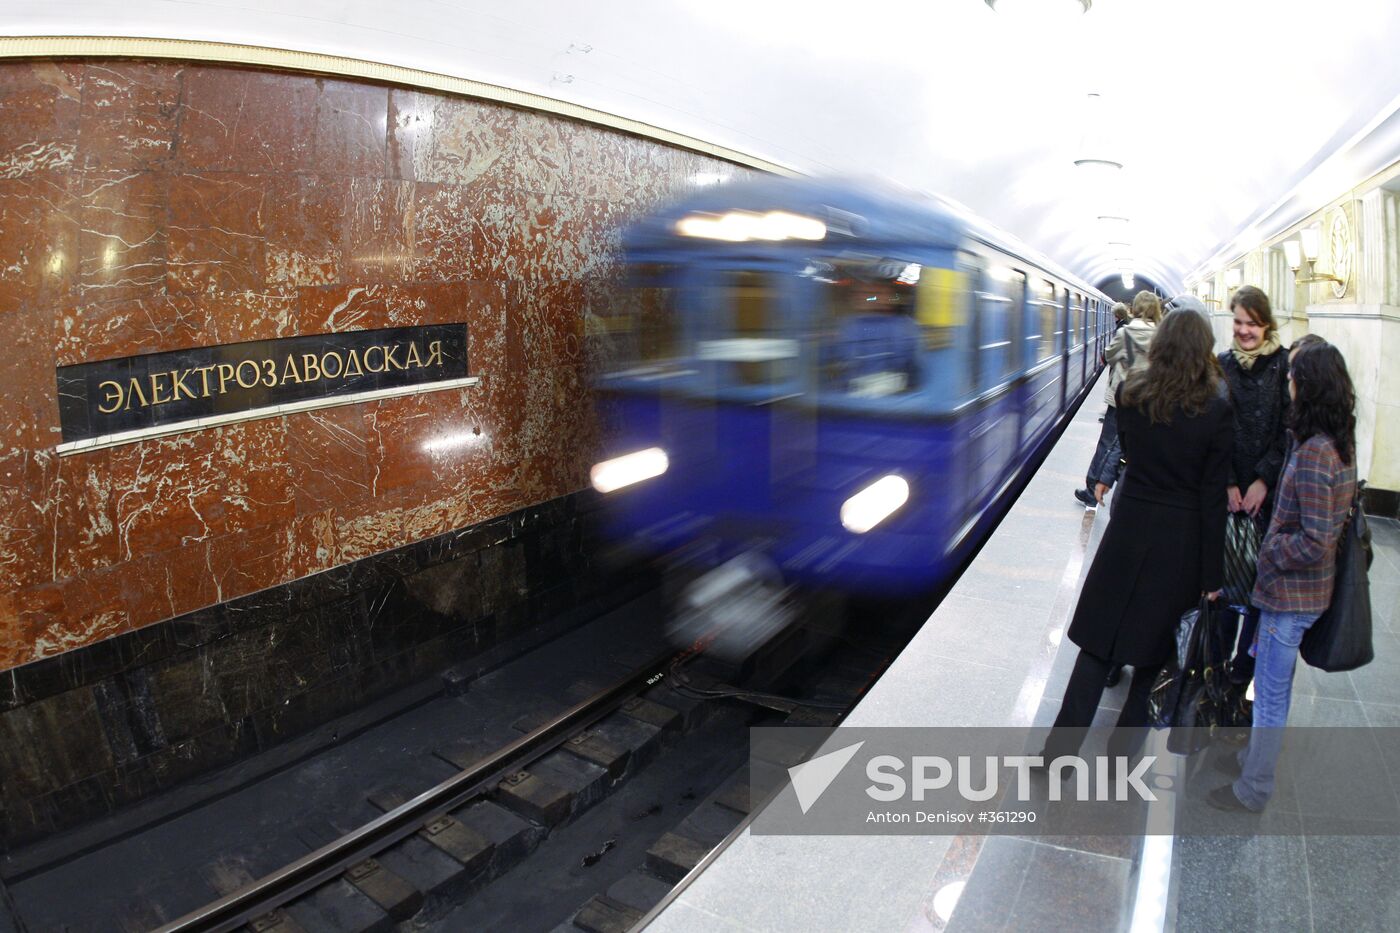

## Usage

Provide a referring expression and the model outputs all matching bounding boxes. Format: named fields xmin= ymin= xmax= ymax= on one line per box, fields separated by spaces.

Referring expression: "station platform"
xmin=641 ymin=372 xmax=1400 ymax=932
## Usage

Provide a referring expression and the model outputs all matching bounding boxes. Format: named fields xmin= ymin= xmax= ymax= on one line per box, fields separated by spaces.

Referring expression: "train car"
xmin=589 ymin=177 xmax=1108 ymax=597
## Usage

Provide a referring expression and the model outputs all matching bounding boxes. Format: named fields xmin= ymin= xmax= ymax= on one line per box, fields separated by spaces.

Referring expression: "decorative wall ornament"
xmin=1329 ymin=209 xmax=1353 ymax=299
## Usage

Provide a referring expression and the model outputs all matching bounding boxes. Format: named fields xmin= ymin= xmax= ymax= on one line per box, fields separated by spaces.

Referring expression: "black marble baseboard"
xmin=0 ymin=490 xmax=621 ymax=851
xmin=1364 ymin=486 xmax=1399 ymax=521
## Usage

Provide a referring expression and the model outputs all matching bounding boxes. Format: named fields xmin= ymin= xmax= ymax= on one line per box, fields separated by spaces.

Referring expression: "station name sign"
xmin=57 ymin=324 xmax=469 ymax=444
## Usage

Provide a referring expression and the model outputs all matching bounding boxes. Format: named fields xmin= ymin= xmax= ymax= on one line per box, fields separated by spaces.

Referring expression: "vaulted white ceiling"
xmin=11 ymin=0 xmax=1400 ymax=293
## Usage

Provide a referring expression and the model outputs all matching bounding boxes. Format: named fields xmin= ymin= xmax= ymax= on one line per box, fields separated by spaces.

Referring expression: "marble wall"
xmin=1203 ymin=187 xmax=1400 ymax=495
xmin=0 ymin=60 xmax=752 ymax=671
xmin=0 ymin=59 xmax=757 ymax=844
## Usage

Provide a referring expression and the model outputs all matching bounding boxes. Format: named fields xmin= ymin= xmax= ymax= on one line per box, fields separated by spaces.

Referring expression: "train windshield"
xmin=696 ymin=270 xmax=793 ymax=387
xmin=595 ymin=263 xmax=684 ymax=378
xmin=814 ymin=258 xmax=922 ymax=398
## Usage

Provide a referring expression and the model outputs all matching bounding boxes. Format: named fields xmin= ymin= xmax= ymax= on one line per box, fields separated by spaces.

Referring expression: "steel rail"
xmin=154 ymin=647 xmax=681 ymax=933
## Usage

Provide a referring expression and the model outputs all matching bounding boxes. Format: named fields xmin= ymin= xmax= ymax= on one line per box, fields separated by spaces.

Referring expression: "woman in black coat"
xmin=1218 ymin=285 xmax=1290 ymax=680
xmin=1042 ymin=309 xmax=1232 ymax=761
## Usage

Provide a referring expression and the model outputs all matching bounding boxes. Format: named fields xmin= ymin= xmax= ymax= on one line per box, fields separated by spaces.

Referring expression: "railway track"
xmin=154 ymin=649 xmax=683 ymax=933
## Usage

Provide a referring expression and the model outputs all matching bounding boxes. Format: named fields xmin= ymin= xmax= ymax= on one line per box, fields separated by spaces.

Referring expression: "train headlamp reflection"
xmin=590 ymin=447 xmax=669 ymax=493
xmin=840 ymin=475 xmax=910 ymax=534
xmin=675 ymin=210 xmax=826 ymax=242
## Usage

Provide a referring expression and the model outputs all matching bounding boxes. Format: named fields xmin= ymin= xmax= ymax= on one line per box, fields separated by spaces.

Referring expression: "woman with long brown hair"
xmin=1042 ymin=309 xmax=1232 ymax=760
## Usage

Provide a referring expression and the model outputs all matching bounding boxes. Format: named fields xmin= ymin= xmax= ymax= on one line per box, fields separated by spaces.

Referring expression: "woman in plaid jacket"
xmin=1210 ymin=340 xmax=1358 ymax=813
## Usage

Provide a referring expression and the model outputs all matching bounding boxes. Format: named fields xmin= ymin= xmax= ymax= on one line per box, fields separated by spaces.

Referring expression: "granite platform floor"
xmin=641 ymin=372 xmax=1400 ymax=933
xmin=1169 ymin=514 xmax=1400 ymax=933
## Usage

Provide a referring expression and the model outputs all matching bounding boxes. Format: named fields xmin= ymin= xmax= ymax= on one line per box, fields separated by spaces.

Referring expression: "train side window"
xmin=1004 ymin=269 xmax=1026 ymax=376
xmin=1031 ymin=279 xmax=1057 ymax=362
xmin=816 ymin=258 xmax=922 ymax=398
xmin=976 ymin=265 xmax=1023 ymax=388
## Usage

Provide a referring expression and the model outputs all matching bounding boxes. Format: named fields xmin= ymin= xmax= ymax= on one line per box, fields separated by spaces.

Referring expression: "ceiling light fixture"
xmin=985 ymin=0 xmax=1091 ymax=14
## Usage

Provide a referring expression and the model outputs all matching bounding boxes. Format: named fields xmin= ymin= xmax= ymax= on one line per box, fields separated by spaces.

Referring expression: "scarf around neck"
xmin=1232 ymin=331 xmax=1282 ymax=371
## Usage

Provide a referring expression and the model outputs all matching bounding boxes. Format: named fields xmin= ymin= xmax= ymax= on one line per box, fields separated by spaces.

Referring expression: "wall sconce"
xmin=1283 ymin=219 xmax=1350 ymax=297
xmin=1195 ymin=281 xmax=1220 ymax=307
xmin=1225 ymin=268 xmax=1242 ymax=289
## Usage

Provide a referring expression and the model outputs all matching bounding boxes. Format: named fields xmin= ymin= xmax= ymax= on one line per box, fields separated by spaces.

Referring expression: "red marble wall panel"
xmin=76 ymin=171 xmax=168 ymax=302
xmin=0 ymin=63 xmax=81 ymax=179
xmin=174 ymin=67 xmax=317 ymax=174
xmin=0 ymin=58 xmax=758 ymax=670
xmin=0 ymin=174 xmax=78 ymax=312
xmin=166 ymin=172 xmax=268 ymax=295
xmin=75 ymin=63 xmax=181 ymax=173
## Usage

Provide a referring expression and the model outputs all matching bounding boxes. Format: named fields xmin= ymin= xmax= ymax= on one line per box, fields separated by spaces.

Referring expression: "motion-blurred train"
xmin=589 ymin=177 xmax=1109 ymax=602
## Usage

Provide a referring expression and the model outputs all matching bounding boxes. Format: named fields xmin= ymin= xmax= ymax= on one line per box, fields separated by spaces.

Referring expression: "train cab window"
xmin=698 ymin=271 xmax=795 ymax=387
xmin=598 ymin=263 xmax=682 ymax=375
xmin=817 ymin=258 xmax=922 ymax=398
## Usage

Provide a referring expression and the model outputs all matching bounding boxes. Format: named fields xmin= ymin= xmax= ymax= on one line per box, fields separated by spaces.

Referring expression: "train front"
xmin=587 ymin=179 xmax=974 ymax=607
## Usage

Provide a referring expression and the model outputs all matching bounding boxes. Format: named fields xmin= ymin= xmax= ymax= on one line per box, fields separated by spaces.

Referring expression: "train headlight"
xmin=675 ymin=210 xmax=826 ymax=242
xmin=839 ymin=475 xmax=910 ymax=534
xmin=590 ymin=447 xmax=669 ymax=493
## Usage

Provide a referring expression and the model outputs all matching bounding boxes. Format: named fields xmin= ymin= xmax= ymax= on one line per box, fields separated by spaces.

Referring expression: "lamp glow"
xmin=1301 ymin=225 xmax=1322 ymax=262
xmin=590 ymin=447 xmax=669 ymax=494
xmin=840 ymin=475 xmax=910 ymax=534
xmin=1121 ymin=273 xmax=1134 ymax=289
xmin=1282 ymin=240 xmax=1302 ymax=271
xmin=1225 ymin=268 xmax=1242 ymax=289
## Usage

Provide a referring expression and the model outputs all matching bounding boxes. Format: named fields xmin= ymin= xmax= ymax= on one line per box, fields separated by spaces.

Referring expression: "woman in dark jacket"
xmin=1219 ymin=286 xmax=1290 ymax=681
xmin=1042 ymin=310 xmax=1232 ymax=761
xmin=1210 ymin=341 xmax=1357 ymax=812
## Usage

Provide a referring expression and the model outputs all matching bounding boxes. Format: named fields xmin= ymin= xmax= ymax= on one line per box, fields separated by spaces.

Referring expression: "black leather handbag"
xmin=1149 ymin=597 xmax=1246 ymax=754
xmin=1300 ymin=487 xmax=1374 ymax=672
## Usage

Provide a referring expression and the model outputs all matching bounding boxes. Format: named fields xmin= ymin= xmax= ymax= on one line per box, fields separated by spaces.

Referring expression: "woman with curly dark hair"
xmin=1041 ymin=310 xmax=1232 ymax=761
xmin=1211 ymin=340 xmax=1358 ymax=812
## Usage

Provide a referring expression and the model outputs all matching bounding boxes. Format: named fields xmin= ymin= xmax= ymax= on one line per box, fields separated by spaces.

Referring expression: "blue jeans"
xmin=1233 ymin=609 xmax=1320 ymax=810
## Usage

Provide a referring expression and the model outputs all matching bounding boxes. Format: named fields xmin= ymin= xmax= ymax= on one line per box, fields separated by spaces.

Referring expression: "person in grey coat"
xmin=1075 ymin=292 xmax=1160 ymax=507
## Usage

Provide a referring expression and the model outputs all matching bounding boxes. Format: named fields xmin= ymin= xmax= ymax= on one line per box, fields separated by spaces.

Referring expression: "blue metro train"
xmin=590 ymin=177 xmax=1109 ymax=596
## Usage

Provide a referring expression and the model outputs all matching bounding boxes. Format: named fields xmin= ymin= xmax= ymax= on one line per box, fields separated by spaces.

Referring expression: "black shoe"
xmin=1074 ymin=487 xmax=1097 ymax=508
xmin=1212 ymin=754 xmax=1242 ymax=779
xmin=1105 ymin=665 xmax=1124 ymax=688
xmin=1207 ymin=784 xmax=1258 ymax=814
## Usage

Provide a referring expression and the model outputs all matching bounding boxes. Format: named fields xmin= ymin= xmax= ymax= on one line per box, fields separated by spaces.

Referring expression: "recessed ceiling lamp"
xmin=1074 ymin=93 xmax=1120 ymax=171
xmin=986 ymin=0 xmax=1091 ymax=13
